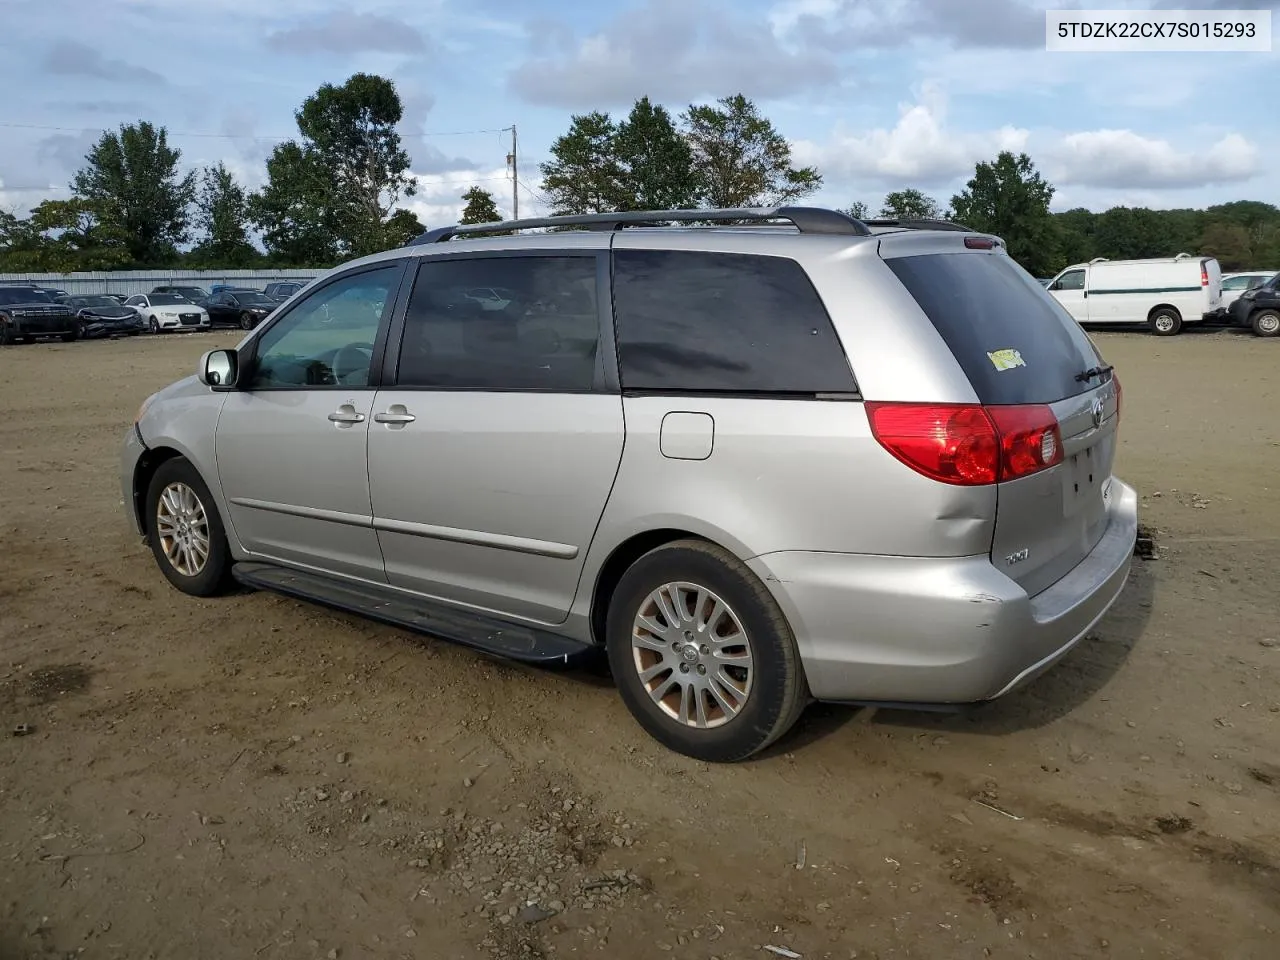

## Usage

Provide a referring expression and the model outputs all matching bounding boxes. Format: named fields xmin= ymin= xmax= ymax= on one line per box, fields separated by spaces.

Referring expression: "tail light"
xmin=1113 ymin=373 xmax=1122 ymax=421
xmin=1201 ymin=263 xmax=1209 ymax=287
xmin=866 ymin=402 xmax=1063 ymax=487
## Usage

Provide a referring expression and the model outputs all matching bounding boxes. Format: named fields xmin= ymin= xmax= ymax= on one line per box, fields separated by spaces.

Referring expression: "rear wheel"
xmin=605 ymin=539 xmax=809 ymax=762
xmin=1149 ymin=307 xmax=1182 ymax=336
xmin=1252 ymin=309 xmax=1280 ymax=338
xmin=61 ymin=320 xmax=83 ymax=343
xmin=145 ymin=458 xmax=233 ymax=597
xmin=238 ymin=312 xmax=255 ymax=330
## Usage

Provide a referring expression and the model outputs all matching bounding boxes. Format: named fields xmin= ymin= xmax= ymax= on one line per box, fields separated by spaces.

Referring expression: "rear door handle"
xmin=374 ymin=406 xmax=416 ymax=425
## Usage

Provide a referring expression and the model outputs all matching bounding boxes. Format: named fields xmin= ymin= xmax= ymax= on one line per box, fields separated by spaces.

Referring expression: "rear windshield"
xmin=151 ymin=295 xmax=189 ymax=305
xmin=886 ymin=252 xmax=1102 ymax=405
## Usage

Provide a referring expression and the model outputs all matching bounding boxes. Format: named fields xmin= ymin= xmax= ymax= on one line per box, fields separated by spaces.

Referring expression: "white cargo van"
xmin=1046 ymin=254 xmax=1222 ymax=336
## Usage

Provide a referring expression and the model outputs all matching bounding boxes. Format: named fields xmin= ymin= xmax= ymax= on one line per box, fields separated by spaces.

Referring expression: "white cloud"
xmin=1049 ymin=130 xmax=1260 ymax=189
xmin=403 ymin=168 xmax=521 ymax=229
xmin=793 ymin=84 xmax=1028 ymax=187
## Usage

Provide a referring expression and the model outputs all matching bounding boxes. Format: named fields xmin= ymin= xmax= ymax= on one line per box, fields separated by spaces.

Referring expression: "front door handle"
xmin=328 ymin=403 xmax=366 ymax=426
xmin=374 ymin=403 xmax=415 ymax=425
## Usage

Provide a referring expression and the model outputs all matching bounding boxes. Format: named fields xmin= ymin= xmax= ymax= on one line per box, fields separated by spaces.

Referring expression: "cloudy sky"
xmin=1 ymin=0 xmax=1278 ymax=229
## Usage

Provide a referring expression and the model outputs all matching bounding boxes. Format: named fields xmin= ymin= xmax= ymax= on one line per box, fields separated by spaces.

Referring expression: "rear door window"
xmin=886 ymin=252 xmax=1101 ymax=405
xmin=612 ymin=250 xmax=857 ymax=394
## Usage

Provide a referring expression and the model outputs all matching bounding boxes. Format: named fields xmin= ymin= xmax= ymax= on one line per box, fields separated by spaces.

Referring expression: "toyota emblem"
xmin=1090 ymin=397 xmax=1105 ymax=428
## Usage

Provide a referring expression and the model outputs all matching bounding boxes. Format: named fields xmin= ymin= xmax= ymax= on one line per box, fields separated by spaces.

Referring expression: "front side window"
xmin=396 ymin=255 xmax=601 ymax=392
xmin=612 ymin=250 xmax=857 ymax=394
xmin=248 ymin=265 xmax=401 ymax=389
xmin=1223 ymin=276 xmax=1249 ymax=291
xmin=1055 ymin=270 xmax=1085 ymax=291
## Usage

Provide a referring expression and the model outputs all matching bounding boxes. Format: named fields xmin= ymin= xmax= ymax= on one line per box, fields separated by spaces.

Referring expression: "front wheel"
xmin=605 ymin=539 xmax=809 ymax=762
xmin=148 ymin=316 xmax=160 ymax=334
xmin=238 ymin=312 xmax=256 ymax=330
xmin=1251 ymin=309 xmax=1280 ymax=338
xmin=145 ymin=458 xmax=233 ymax=597
xmin=61 ymin=320 xmax=84 ymax=343
xmin=1149 ymin=308 xmax=1182 ymax=336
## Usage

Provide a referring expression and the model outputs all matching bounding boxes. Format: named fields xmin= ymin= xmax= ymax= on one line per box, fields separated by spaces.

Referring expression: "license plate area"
xmin=1062 ymin=446 xmax=1101 ymax=517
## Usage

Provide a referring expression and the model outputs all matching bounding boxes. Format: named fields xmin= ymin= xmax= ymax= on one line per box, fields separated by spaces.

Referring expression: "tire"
xmin=148 ymin=316 xmax=160 ymax=335
xmin=1149 ymin=307 xmax=1182 ymax=336
xmin=238 ymin=312 xmax=256 ymax=331
xmin=1251 ymin=309 xmax=1280 ymax=338
xmin=129 ymin=330 xmax=141 ymax=337
xmin=145 ymin=458 xmax=233 ymax=597
xmin=61 ymin=320 xmax=84 ymax=344
xmin=605 ymin=539 xmax=809 ymax=762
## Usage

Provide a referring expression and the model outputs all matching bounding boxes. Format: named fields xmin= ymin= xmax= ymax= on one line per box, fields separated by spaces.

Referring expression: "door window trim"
xmin=235 ymin=258 xmax=412 ymax=393
xmin=380 ymin=249 xmax=620 ymax=395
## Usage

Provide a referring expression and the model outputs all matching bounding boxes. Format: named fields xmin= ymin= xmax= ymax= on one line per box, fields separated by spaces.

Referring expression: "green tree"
xmin=879 ymin=188 xmax=944 ymax=220
xmin=845 ymin=200 xmax=870 ymax=219
xmin=70 ymin=120 xmax=195 ymax=264
xmin=383 ymin=208 xmax=425 ymax=248
xmin=251 ymin=73 xmax=417 ymax=262
xmin=539 ymin=112 xmax=625 ymax=216
xmin=459 ymin=186 xmax=503 ymax=224
xmin=0 ymin=198 xmax=131 ymax=272
xmin=249 ymin=142 xmax=342 ymax=265
xmin=681 ymin=94 xmax=821 ymax=208
xmin=191 ymin=163 xmax=257 ymax=266
xmin=614 ymin=96 xmax=700 ymax=211
xmin=950 ymin=151 xmax=1057 ymax=276
xmin=1199 ymin=221 xmax=1253 ymax=270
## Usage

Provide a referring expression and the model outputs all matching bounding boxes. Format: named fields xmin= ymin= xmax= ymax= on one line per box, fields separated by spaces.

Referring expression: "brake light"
xmin=1201 ymin=263 xmax=1209 ymax=287
xmin=964 ymin=237 xmax=995 ymax=249
xmin=866 ymin=402 xmax=1062 ymax=486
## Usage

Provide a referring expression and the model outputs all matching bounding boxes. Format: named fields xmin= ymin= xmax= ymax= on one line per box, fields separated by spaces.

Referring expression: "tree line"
xmin=2 ymin=73 xmax=1276 ymax=276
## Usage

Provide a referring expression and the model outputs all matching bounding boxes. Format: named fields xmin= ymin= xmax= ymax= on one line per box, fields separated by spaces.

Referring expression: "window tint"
xmin=1056 ymin=270 xmax=1085 ymax=291
xmin=397 ymin=256 xmax=600 ymax=392
xmin=612 ymin=250 xmax=856 ymax=394
xmin=249 ymin=265 xmax=400 ymax=389
xmin=1223 ymin=276 xmax=1248 ymax=291
xmin=886 ymin=252 xmax=1101 ymax=406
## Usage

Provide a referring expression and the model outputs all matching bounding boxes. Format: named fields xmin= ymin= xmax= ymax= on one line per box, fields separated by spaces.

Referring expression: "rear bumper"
xmin=748 ymin=478 xmax=1138 ymax=704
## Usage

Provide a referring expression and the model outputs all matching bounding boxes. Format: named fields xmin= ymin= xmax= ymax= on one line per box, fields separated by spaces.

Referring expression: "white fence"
xmin=0 ymin=269 xmax=320 ymax=296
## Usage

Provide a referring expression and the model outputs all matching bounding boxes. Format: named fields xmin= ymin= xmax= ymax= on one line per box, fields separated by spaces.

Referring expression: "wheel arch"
xmin=1147 ymin=303 xmax=1182 ymax=321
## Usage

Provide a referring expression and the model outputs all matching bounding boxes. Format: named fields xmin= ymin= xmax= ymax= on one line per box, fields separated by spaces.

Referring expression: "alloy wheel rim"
xmin=155 ymin=482 xmax=211 ymax=577
xmin=630 ymin=581 xmax=753 ymax=729
xmin=1259 ymin=314 xmax=1279 ymax=334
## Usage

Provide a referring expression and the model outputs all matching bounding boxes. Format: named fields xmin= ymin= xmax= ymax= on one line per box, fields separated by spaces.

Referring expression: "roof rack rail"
xmin=863 ymin=218 xmax=975 ymax=233
xmin=409 ymin=206 xmax=873 ymax=245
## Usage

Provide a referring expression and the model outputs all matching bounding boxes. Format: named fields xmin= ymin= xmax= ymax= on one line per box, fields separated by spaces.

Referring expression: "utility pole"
xmin=505 ymin=125 xmax=518 ymax=220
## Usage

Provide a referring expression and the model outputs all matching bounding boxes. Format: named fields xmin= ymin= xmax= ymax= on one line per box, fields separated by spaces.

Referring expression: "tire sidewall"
xmin=145 ymin=458 xmax=232 ymax=597
xmin=1150 ymin=309 xmax=1182 ymax=336
xmin=1252 ymin=310 xmax=1280 ymax=338
xmin=605 ymin=544 xmax=798 ymax=762
xmin=148 ymin=316 xmax=160 ymax=334
xmin=239 ymin=312 xmax=254 ymax=330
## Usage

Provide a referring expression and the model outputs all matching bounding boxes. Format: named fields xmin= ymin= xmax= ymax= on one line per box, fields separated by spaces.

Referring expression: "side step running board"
xmin=232 ymin=562 xmax=595 ymax=666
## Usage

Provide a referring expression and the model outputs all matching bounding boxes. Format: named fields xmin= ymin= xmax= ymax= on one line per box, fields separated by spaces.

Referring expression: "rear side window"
xmin=887 ymin=253 xmax=1101 ymax=406
xmin=612 ymin=250 xmax=857 ymax=394
xmin=397 ymin=255 xmax=601 ymax=392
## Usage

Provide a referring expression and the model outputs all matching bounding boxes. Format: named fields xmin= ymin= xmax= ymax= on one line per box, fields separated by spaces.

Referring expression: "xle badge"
xmin=1005 ymin=548 xmax=1030 ymax=566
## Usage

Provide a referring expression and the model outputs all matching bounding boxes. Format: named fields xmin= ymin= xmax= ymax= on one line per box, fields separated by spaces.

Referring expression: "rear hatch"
xmin=1202 ymin=257 xmax=1223 ymax=312
xmin=884 ymin=241 xmax=1120 ymax=595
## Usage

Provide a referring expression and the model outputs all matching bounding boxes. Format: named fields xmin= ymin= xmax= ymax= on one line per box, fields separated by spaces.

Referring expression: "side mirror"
xmin=199 ymin=349 xmax=238 ymax=389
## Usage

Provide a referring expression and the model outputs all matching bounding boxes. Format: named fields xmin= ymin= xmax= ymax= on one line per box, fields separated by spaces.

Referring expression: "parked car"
xmin=103 ymin=293 xmax=129 ymax=305
xmin=1227 ymin=271 xmax=1280 ymax=336
xmin=263 ymin=280 xmax=312 ymax=302
xmin=203 ymin=290 xmax=278 ymax=329
xmin=58 ymin=295 xmax=145 ymax=338
xmin=209 ymin=284 xmax=261 ymax=297
xmin=124 ymin=294 xmax=210 ymax=333
xmin=122 ymin=205 xmax=1136 ymax=762
xmin=0 ymin=286 xmax=80 ymax=343
xmin=152 ymin=285 xmax=211 ymax=304
xmin=1045 ymin=254 xmax=1223 ymax=335
xmin=1218 ymin=271 xmax=1275 ymax=311
xmin=39 ymin=287 xmax=69 ymax=299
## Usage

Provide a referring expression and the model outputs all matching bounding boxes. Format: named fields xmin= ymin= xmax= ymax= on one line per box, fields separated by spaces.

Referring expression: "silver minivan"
xmin=122 ymin=207 xmax=1137 ymax=762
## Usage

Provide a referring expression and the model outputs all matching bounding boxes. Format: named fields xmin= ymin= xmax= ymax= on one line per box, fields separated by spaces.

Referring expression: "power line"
xmin=0 ymin=121 xmax=512 ymax=141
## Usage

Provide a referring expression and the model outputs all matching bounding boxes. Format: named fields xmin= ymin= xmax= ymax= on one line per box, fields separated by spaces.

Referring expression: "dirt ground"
xmin=1 ymin=327 xmax=1277 ymax=960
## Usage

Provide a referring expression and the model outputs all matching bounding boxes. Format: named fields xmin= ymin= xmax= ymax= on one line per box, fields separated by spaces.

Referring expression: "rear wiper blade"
xmin=1075 ymin=364 xmax=1114 ymax=383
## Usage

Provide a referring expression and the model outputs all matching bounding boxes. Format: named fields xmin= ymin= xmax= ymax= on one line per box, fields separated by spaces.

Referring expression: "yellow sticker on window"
xmin=987 ymin=348 xmax=1026 ymax=372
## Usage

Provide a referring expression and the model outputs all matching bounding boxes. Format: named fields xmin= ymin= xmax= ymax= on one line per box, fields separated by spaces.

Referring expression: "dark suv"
xmin=264 ymin=280 xmax=311 ymax=302
xmin=0 ymin=286 xmax=81 ymax=344
xmin=1228 ymin=274 xmax=1280 ymax=337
